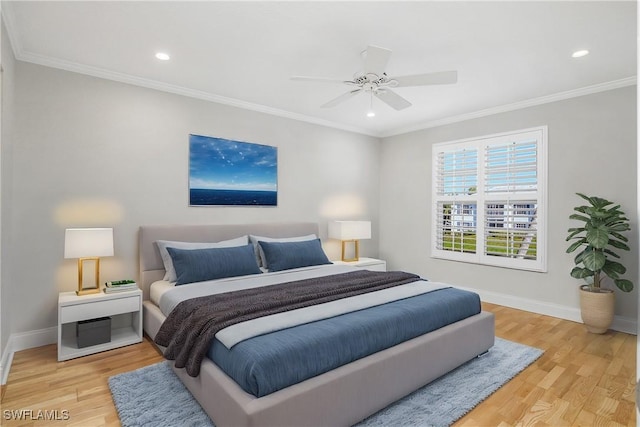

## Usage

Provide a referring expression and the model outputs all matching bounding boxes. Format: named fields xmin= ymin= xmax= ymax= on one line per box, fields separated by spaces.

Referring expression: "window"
xmin=432 ymin=127 xmax=547 ymax=271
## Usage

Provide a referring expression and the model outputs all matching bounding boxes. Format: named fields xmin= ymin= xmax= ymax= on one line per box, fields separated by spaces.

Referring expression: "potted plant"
xmin=566 ymin=193 xmax=634 ymax=333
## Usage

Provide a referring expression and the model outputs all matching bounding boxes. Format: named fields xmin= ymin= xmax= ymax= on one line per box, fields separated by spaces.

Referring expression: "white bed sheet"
xmin=149 ymin=264 xmax=345 ymax=307
xmin=150 ymin=280 xmax=174 ymax=306
xmin=149 ymin=269 xmax=271 ymax=305
xmin=157 ymin=264 xmax=357 ymax=315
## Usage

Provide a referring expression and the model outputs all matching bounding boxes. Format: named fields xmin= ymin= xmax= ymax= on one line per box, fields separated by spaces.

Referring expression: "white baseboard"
xmin=0 ymin=291 xmax=635 ymax=384
xmin=459 ymin=286 xmax=637 ymax=335
xmin=10 ymin=326 xmax=57 ymax=352
xmin=1 ymin=352 xmax=12 ymax=385
xmin=0 ymin=327 xmax=56 ymax=385
xmin=1 ymin=336 xmax=14 ymax=385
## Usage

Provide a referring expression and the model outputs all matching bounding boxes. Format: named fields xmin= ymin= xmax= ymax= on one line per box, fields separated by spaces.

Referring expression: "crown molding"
xmin=16 ymin=49 xmax=380 ymax=138
xmin=17 ymin=47 xmax=636 ymax=140
xmin=3 ymin=0 xmax=635 ymax=141
xmin=381 ymin=76 xmax=637 ymax=137
xmin=2 ymin=1 xmax=24 ymax=61
xmin=2 ymin=0 xmax=376 ymax=137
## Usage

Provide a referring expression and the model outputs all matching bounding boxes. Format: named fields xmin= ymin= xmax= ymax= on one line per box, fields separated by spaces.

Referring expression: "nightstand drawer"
xmin=60 ymin=295 xmax=140 ymax=323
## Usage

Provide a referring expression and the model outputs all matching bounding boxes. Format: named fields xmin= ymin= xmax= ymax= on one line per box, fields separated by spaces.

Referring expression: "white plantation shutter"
xmin=485 ymin=140 xmax=537 ymax=194
xmin=432 ymin=127 xmax=547 ymax=271
xmin=435 ymin=149 xmax=477 ymax=196
xmin=434 ymin=147 xmax=478 ymax=256
xmin=484 ymin=201 xmax=537 ymax=260
xmin=435 ymin=201 xmax=478 ymax=253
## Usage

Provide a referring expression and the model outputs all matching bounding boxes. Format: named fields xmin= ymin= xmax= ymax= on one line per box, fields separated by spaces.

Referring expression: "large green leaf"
xmin=566 ymin=239 xmax=586 ymax=253
xmin=589 ymin=196 xmax=613 ymax=209
xmin=569 ymin=213 xmax=590 ymax=223
xmin=608 ymin=216 xmax=626 ymax=223
xmin=582 ymin=250 xmax=606 ymax=271
xmin=565 ymin=229 xmax=584 ymax=241
xmin=614 ymin=279 xmax=634 ymax=292
xmin=570 ymin=267 xmax=593 ymax=279
xmin=608 ymin=239 xmax=630 ymax=251
xmin=608 ymin=223 xmax=631 ymax=232
xmin=576 ymin=193 xmax=593 ymax=205
xmin=574 ymin=249 xmax=587 ymax=265
xmin=601 ymin=260 xmax=625 ymax=279
xmin=609 ymin=231 xmax=629 ymax=243
xmin=603 ymin=248 xmax=621 ymax=259
xmin=589 ymin=209 xmax=609 ymax=219
xmin=585 ymin=225 xmax=609 ymax=248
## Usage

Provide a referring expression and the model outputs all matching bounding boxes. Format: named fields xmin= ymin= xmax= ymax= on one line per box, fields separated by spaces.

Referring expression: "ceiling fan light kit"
xmin=366 ymin=91 xmax=375 ymax=117
xmin=292 ymin=45 xmax=458 ymax=113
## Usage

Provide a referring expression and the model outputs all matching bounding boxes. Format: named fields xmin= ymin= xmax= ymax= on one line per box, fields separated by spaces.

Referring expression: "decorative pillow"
xmin=156 ymin=236 xmax=248 ymax=282
xmin=258 ymin=239 xmax=331 ymax=272
xmin=249 ymin=234 xmax=317 ymax=267
xmin=167 ymin=244 xmax=261 ymax=286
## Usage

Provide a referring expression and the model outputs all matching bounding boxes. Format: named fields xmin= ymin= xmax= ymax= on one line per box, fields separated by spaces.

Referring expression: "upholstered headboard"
xmin=138 ymin=222 xmax=320 ymax=300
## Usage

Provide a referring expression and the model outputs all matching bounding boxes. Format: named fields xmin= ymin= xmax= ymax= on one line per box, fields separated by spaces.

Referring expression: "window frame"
xmin=431 ymin=126 xmax=548 ymax=272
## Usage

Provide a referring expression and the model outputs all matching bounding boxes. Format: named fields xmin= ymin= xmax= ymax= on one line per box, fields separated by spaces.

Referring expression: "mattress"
xmin=208 ymin=287 xmax=480 ymax=397
xmin=155 ymin=264 xmax=482 ymax=397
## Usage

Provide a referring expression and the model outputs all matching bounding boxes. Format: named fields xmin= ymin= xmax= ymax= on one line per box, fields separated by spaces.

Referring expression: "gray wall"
xmin=1 ymin=19 xmax=16 ymax=366
xmin=3 ymin=57 xmax=637 ymax=345
xmin=379 ymin=86 xmax=638 ymax=321
xmin=9 ymin=61 xmax=380 ymax=334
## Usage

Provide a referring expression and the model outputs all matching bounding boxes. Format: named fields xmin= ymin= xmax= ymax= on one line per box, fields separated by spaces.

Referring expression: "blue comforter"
xmin=207 ymin=287 xmax=480 ymax=397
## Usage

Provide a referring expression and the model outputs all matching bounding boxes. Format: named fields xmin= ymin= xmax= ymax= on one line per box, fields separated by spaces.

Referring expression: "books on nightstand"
xmin=104 ymin=280 xmax=138 ymax=293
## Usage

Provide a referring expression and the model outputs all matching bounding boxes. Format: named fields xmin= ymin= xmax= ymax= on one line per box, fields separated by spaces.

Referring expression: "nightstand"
xmin=58 ymin=288 xmax=143 ymax=361
xmin=332 ymin=257 xmax=387 ymax=272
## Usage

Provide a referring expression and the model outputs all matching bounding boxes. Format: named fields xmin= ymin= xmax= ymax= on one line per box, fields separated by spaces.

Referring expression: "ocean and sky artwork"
xmin=189 ymin=134 xmax=277 ymax=206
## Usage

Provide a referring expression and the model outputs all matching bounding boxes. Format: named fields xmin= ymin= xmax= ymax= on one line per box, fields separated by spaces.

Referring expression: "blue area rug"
xmin=109 ymin=337 xmax=542 ymax=427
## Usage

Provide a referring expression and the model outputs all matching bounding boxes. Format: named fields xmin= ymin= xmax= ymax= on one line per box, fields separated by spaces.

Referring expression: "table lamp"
xmin=64 ymin=228 xmax=114 ymax=295
xmin=328 ymin=220 xmax=371 ymax=262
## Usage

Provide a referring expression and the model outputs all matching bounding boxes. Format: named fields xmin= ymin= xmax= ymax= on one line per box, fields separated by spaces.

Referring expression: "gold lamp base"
xmin=76 ymin=257 xmax=102 ymax=296
xmin=340 ymin=239 xmax=360 ymax=262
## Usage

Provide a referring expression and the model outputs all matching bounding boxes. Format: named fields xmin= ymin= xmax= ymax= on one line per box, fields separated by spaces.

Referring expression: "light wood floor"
xmin=1 ymin=302 xmax=636 ymax=426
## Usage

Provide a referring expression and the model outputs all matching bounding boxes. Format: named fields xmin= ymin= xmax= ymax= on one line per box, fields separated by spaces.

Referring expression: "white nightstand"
xmin=332 ymin=257 xmax=387 ymax=272
xmin=58 ymin=288 xmax=143 ymax=361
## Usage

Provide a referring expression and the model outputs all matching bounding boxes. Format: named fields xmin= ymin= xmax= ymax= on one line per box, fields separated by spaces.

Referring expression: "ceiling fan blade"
xmin=321 ymin=89 xmax=362 ymax=108
xmin=363 ymin=45 xmax=392 ymax=75
xmin=374 ymin=89 xmax=412 ymax=111
xmin=393 ymin=71 xmax=458 ymax=87
xmin=291 ymin=76 xmax=352 ymax=85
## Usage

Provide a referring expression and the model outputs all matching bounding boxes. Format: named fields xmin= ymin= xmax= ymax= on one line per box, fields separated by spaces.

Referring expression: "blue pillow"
xmin=258 ymin=239 xmax=331 ymax=272
xmin=167 ymin=244 xmax=262 ymax=285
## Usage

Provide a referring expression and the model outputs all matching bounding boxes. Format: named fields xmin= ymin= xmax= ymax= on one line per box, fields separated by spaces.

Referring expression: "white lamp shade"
xmin=64 ymin=228 xmax=114 ymax=258
xmin=328 ymin=221 xmax=372 ymax=240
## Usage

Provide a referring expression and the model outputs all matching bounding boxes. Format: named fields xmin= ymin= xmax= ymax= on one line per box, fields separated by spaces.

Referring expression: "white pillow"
xmin=156 ymin=235 xmax=249 ymax=282
xmin=249 ymin=234 xmax=317 ymax=267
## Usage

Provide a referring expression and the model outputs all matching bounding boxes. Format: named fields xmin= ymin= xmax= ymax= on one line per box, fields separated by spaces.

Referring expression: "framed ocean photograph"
xmin=189 ymin=134 xmax=278 ymax=206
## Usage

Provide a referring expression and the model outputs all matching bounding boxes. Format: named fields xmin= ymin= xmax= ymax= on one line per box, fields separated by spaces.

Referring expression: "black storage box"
xmin=76 ymin=317 xmax=111 ymax=348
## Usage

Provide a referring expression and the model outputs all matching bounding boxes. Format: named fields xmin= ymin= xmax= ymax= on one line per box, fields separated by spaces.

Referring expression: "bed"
xmin=140 ymin=222 xmax=495 ymax=427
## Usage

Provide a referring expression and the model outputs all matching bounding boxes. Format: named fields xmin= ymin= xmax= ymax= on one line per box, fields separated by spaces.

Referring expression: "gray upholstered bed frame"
xmin=139 ymin=223 xmax=495 ymax=427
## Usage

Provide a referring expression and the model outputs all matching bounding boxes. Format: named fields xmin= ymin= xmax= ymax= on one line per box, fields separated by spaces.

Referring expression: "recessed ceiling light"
xmin=572 ymin=50 xmax=589 ymax=58
xmin=366 ymin=111 xmax=375 ymax=118
xmin=155 ymin=52 xmax=170 ymax=61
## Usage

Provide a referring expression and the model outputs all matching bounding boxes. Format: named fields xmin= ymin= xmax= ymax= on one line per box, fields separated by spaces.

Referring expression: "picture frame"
xmin=189 ymin=134 xmax=278 ymax=206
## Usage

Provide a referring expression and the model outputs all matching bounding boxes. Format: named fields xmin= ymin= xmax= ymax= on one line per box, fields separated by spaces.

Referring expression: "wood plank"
xmin=0 ymin=303 xmax=636 ymax=426
xmin=453 ymin=303 xmax=636 ymax=426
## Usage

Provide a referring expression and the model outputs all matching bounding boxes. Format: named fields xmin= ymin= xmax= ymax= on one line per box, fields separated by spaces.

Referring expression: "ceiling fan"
xmin=291 ymin=45 xmax=458 ymax=112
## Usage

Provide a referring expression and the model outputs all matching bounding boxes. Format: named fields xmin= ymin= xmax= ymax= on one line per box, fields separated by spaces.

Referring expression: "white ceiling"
xmin=3 ymin=1 xmax=637 ymax=137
